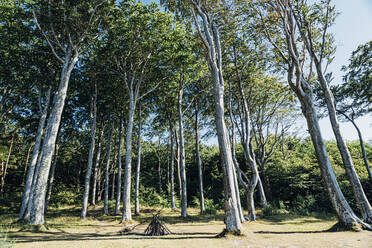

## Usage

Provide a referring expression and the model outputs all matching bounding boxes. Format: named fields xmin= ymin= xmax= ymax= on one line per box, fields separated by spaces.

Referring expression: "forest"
xmin=0 ymin=0 xmax=371 ymax=247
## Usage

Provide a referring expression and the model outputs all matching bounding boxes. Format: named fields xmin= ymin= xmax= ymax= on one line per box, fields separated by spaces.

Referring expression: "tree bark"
xmin=92 ymin=126 xmax=104 ymax=206
xmin=1 ymin=133 xmax=14 ymax=194
xmin=121 ymin=97 xmax=135 ymax=222
xmin=178 ymin=78 xmax=188 ymax=218
xmin=195 ymin=99 xmax=205 ymax=214
xmin=22 ymin=142 xmax=34 ymax=186
xmin=30 ymin=48 xmax=78 ymax=225
xmin=169 ymin=123 xmax=176 ymax=210
xmin=81 ymin=81 xmax=98 ymax=219
xmin=104 ymin=119 xmax=113 ymax=215
xmin=344 ymin=115 xmax=372 ymax=184
xmin=191 ymin=4 xmax=242 ymax=231
xmin=175 ymin=128 xmax=182 ymax=200
xmin=134 ymin=104 xmax=142 ymax=216
xmin=19 ymin=87 xmax=51 ymax=220
xmin=111 ymin=151 xmax=117 ymax=200
xmin=290 ymin=71 xmax=370 ymax=229
xmin=315 ymin=64 xmax=372 ymax=223
xmin=45 ymin=144 xmax=59 ymax=213
xmin=114 ymin=118 xmax=124 ymax=215
xmin=157 ymin=136 xmax=162 ymax=194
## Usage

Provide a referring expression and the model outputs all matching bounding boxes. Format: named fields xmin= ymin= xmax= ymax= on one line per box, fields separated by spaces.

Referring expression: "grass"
xmin=1 ymin=205 xmax=371 ymax=248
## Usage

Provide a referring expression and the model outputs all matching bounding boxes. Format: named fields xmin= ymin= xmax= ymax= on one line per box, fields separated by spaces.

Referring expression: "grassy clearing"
xmin=1 ymin=205 xmax=371 ymax=248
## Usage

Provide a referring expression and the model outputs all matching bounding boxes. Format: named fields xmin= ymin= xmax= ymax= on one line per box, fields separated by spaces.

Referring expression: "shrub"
xmin=50 ymin=185 xmax=82 ymax=208
xmin=262 ymin=204 xmax=280 ymax=217
xmin=138 ymin=185 xmax=167 ymax=207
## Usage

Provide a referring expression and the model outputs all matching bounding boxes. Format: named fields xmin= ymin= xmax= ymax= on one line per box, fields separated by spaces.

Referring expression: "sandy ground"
xmin=3 ymin=207 xmax=372 ymax=248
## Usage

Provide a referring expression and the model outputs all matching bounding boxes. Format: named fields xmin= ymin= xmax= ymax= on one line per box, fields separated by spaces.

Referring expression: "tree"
xmin=27 ymin=0 xmax=114 ymax=225
xmin=251 ymin=0 xmax=371 ymax=229
xmin=289 ymin=0 xmax=372 ymax=224
xmin=162 ymin=0 xmax=244 ymax=232
xmin=334 ymin=41 xmax=372 ymax=183
xmin=81 ymin=82 xmax=98 ymax=219
xmin=106 ymin=1 xmax=177 ymax=221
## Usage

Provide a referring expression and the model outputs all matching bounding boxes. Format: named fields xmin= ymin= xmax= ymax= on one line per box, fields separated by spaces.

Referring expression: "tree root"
xmin=216 ymin=229 xmax=243 ymax=238
xmin=328 ymin=221 xmax=372 ymax=232
xmin=18 ymin=224 xmax=48 ymax=233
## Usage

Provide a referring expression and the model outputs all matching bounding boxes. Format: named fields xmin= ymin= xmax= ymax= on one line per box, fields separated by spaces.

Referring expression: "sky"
xmin=316 ymin=0 xmax=372 ymax=142
xmin=143 ymin=0 xmax=372 ymax=143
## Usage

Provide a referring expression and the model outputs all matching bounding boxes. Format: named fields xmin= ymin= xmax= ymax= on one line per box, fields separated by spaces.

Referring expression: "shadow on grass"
xmin=10 ymin=230 xmax=219 ymax=244
xmin=260 ymin=213 xmax=335 ymax=226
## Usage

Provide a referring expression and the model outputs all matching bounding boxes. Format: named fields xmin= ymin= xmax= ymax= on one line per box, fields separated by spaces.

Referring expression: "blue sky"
xmin=319 ymin=0 xmax=372 ymax=142
xmin=141 ymin=0 xmax=372 ymax=142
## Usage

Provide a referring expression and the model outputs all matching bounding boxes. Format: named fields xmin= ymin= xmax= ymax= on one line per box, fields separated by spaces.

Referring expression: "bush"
xmin=290 ymin=195 xmax=317 ymax=215
xmin=262 ymin=204 xmax=280 ymax=217
xmin=50 ymin=185 xmax=82 ymax=208
xmin=138 ymin=185 xmax=167 ymax=207
xmin=204 ymin=198 xmax=218 ymax=215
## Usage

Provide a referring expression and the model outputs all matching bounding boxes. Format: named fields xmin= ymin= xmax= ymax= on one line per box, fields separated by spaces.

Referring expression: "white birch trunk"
xmin=290 ymin=71 xmax=370 ymax=229
xmin=104 ymin=120 xmax=113 ymax=215
xmin=19 ymin=87 xmax=51 ymax=220
xmin=45 ymin=144 xmax=59 ymax=213
xmin=195 ymin=100 xmax=205 ymax=214
xmin=92 ymin=127 xmax=104 ymax=206
xmin=1 ymin=133 xmax=14 ymax=194
xmin=169 ymin=123 xmax=176 ymax=210
xmin=111 ymin=151 xmax=117 ymax=200
xmin=22 ymin=142 xmax=33 ymax=186
xmin=315 ymin=66 xmax=372 ymax=223
xmin=121 ymin=98 xmax=135 ymax=222
xmin=114 ymin=119 xmax=124 ymax=215
xmin=178 ymin=81 xmax=188 ymax=218
xmin=30 ymin=48 xmax=78 ymax=225
xmin=191 ymin=4 xmax=242 ymax=231
xmin=80 ymin=82 xmax=98 ymax=219
xmin=134 ymin=104 xmax=142 ymax=216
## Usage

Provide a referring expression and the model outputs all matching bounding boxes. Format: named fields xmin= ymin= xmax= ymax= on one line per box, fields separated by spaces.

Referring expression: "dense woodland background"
xmin=0 ymin=0 xmax=371 ymax=232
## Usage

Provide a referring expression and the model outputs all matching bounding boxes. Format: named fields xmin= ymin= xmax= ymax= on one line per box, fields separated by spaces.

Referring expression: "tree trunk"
xmin=30 ymin=49 xmax=78 ymax=225
xmin=22 ymin=142 xmax=34 ymax=186
xmin=104 ymin=120 xmax=113 ymax=215
xmin=195 ymin=99 xmax=205 ymax=214
xmin=256 ymin=177 xmax=268 ymax=208
xmin=121 ymin=98 xmax=135 ymax=222
xmin=1 ymin=133 xmax=14 ymax=194
xmin=92 ymin=126 xmax=104 ymax=206
xmin=134 ymin=104 xmax=142 ymax=216
xmin=228 ymin=81 xmax=244 ymax=223
xmin=178 ymin=80 xmax=188 ymax=218
xmin=258 ymin=163 xmax=272 ymax=203
xmin=97 ymin=166 xmax=102 ymax=202
xmin=315 ymin=65 xmax=372 ymax=223
xmin=175 ymin=128 xmax=182 ymax=201
xmin=157 ymin=136 xmax=162 ymax=194
xmin=293 ymin=75 xmax=369 ymax=229
xmin=191 ymin=5 xmax=242 ymax=230
xmin=45 ymin=144 xmax=59 ymax=213
xmin=81 ymin=81 xmax=98 ymax=219
xmin=247 ymin=191 xmax=255 ymax=220
xmin=351 ymin=119 xmax=372 ymax=184
xmin=169 ymin=123 xmax=176 ymax=210
xmin=114 ymin=118 xmax=124 ymax=215
xmin=111 ymin=172 xmax=115 ymax=200
xmin=111 ymin=151 xmax=117 ymax=201
xmin=19 ymin=87 xmax=51 ymax=220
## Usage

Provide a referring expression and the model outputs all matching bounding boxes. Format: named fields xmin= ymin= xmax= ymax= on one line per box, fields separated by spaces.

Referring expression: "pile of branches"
xmin=144 ymin=213 xmax=172 ymax=236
